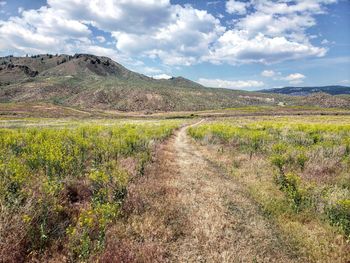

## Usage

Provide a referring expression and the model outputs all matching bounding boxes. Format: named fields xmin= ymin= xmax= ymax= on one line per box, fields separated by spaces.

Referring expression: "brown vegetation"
xmin=188 ymin=117 xmax=350 ymax=261
xmin=97 ymin=123 xmax=302 ymax=262
xmin=1 ymin=54 xmax=349 ymax=112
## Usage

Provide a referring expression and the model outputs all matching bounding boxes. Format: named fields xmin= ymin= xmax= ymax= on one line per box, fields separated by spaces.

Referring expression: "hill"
xmin=260 ymin=85 xmax=350 ymax=96
xmin=1 ymin=54 xmax=349 ymax=112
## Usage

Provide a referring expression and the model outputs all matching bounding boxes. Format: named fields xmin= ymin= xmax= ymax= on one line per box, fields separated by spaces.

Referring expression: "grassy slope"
xmin=2 ymin=54 xmax=349 ymax=112
xmin=261 ymin=85 xmax=350 ymax=96
xmin=0 ymin=74 xmax=286 ymax=111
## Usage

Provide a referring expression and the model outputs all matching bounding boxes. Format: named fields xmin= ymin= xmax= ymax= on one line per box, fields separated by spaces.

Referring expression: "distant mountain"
xmin=167 ymin=76 xmax=203 ymax=88
xmin=0 ymin=54 xmax=157 ymax=82
xmin=260 ymin=86 xmax=350 ymax=96
xmin=0 ymin=54 xmax=349 ymax=111
xmin=0 ymin=53 xmax=285 ymax=111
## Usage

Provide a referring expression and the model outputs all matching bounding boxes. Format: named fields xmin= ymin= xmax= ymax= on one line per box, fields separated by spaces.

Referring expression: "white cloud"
xmin=283 ymin=73 xmax=306 ymax=84
xmin=77 ymin=45 xmax=119 ymax=59
xmin=0 ymin=6 xmax=91 ymax=54
xmin=0 ymin=0 xmax=337 ymax=67
xmin=206 ymin=31 xmax=326 ymax=64
xmin=47 ymin=0 xmax=172 ymax=34
xmin=153 ymin=74 xmax=172 ymax=79
xmin=96 ymin=36 xmax=106 ymax=43
xmin=0 ymin=1 xmax=6 ymax=7
xmin=111 ymin=4 xmax=224 ymax=65
xmin=321 ymin=39 xmax=334 ymax=45
xmin=207 ymin=1 xmax=220 ymax=6
xmin=226 ymin=0 xmax=247 ymax=15
xmin=198 ymin=78 xmax=264 ymax=90
xmin=340 ymin=80 xmax=350 ymax=84
xmin=284 ymin=73 xmax=306 ymax=81
xmin=72 ymin=44 xmax=146 ymax=67
xmin=139 ymin=66 xmax=163 ymax=75
xmin=207 ymin=0 xmax=334 ymax=64
xmin=22 ymin=7 xmax=90 ymax=38
xmin=0 ymin=0 xmax=224 ymax=66
xmin=237 ymin=12 xmax=316 ymax=40
xmin=261 ymin=70 xmax=277 ymax=77
xmin=261 ymin=71 xmax=307 ymax=84
xmin=0 ymin=19 xmax=60 ymax=53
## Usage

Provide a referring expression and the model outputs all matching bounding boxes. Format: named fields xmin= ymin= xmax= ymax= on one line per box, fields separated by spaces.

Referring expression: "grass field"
xmin=2 ymin=103 xmax=350 ymax=120
xmin=189 ymin=115 xmax=350 ymax=261
xmin=1 ymin=114 xmax=349 ymax=262
xmin=0 ymin=119 xmax=182 ymax=262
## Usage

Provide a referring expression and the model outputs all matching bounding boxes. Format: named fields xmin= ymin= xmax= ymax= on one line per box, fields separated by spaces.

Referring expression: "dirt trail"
xmin=115 ymin=121 xmax=301 ymax=262
xmin=164 ymin=121 xmax=299 ymax=262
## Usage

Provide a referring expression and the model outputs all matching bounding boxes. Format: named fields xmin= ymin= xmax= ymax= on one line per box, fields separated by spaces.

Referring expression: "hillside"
xmin=1 ymin=54 xmax=349 ymax=112
xmin=260 ymin=85 xmax=350 ymax=96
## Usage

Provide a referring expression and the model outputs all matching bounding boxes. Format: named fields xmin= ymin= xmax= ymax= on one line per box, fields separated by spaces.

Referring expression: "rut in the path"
xmin=111 ymin=122 xmax=302 ymax=263
xmin=164 ymin=122 xmax=300 ymax=262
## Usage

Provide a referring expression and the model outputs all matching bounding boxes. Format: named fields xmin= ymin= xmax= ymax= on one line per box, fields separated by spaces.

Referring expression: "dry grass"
xmin=0 ymin=119 xmax=181 ymax=262
xmin=97 ymin=139 xmax=186 ymax=262
xmin=196 ymin=142 xmax=350 ymax=262
xmin=98 ymin=123 xmax=303 ymax=262
xmin=3 ymin=116 xmax=348 ymax=262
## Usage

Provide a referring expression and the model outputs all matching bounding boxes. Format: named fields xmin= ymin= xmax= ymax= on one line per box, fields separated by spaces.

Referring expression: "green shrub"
xmin=326 ymin=199 xmax=350 ymax=239
xmin=270 ymin=154 xmax=287 ymax=175
xmin=271 ymin=142 xmax=288 ymax=155
xmin=296 ymin=152 xmax=308 ymax=171
xmin=276 ymin=172 xmax=306 ymax=212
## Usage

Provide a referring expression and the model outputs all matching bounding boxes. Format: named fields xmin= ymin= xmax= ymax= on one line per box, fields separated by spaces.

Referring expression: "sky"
xmin=0 ymin=0 xmax=349 ymax=90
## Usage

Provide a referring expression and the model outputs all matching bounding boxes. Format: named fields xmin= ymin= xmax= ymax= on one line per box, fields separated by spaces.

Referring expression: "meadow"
xmin=1 ymin=114 xmax=350 ymax=262
xmin=189 ymin=115 xmax=350 ymax=261
xmin=0 ymin=119 xmax=182 ymax=262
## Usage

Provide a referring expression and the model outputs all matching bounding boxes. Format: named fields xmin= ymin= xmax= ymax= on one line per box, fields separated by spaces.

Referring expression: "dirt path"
xmin=166 ymin=121 xmax=300 ymax=262
xmin=112 ymin=121 xmax=301 ymax=262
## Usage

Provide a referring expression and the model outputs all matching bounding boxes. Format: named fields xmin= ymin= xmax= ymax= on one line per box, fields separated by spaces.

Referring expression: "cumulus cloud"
xmin=198 ymin=78 xmax=264 ymax=90
xmin=44 ymin=0 xmax=225 ymax=66
xmin=136 ymin=67 xmax=161 ymax=75
xmin=0 ymin=6 xmax=90 ymax=54
xmin=0 ymin=20 xmax=60 ymax=54
xmin=321 ymin=39 xmax=335 ymax=45
xmin=340 ymin=80 xmax=350 ymax=84
xmin=0 ymin=0 xmax=224 ymax=66
xmin=153 ymin=74 xmax=172 ymax=79
xmin=283 ymin=73 xmax=306 ymax=84
xmin=226 ymin=0 xmax=247 ymax=15
xmin=261 ymin=71 xmax=307 ymax=84
xmin=206 ymin=0 xmax=335 ymax=64
xmin=261 ymin=70 xmax=277 ymax=77
xmin=112 ymin=4 xmax=224 ymax=65
xmin=0 ymin=0 xmax=337 ymax=66
xmin=47 ymin=0 xmax=172 ymax=34
xmin=206 ymin=31 xmax=326 ymax=64
xmin=96 ymin=36 xmax=106 ymax=43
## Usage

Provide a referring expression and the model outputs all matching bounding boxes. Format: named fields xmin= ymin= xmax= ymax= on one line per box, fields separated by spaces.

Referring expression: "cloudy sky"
xmin=0 ymin=0 xmax=349 ymax=90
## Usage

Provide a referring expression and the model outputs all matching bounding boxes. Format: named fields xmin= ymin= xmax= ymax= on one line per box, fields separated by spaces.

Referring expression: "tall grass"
xmin=189 ymin=119 xmax=350 ymax=241
xmin=0 ymin=120 xmax=180 ymax=262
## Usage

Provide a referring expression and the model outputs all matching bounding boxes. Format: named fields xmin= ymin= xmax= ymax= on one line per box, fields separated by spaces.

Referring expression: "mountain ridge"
xmin=260 ymin=85 xmax=350 ymax=96
xmin=1 ymin=54 xmax=350 ymax=112
xmin=0 ymin=54 xmax=205 ymax=89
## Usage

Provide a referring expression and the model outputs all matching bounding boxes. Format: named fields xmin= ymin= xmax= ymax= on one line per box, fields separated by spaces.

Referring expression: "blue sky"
xmin=0 ymin=0 xmax=349 ymax=90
